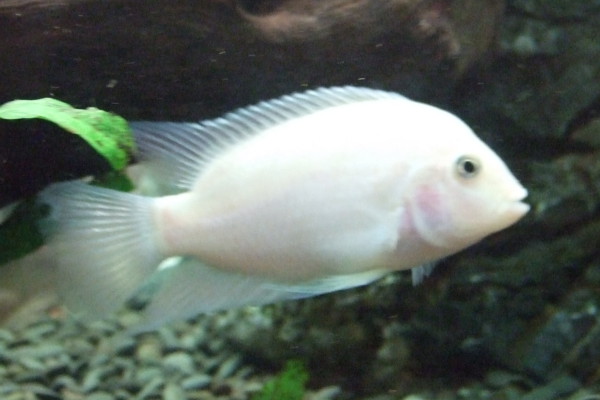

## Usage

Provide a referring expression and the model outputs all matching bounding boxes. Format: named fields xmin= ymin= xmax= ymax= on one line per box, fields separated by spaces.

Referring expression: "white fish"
xmin=39 ymin=86 xmax=529 ymax=326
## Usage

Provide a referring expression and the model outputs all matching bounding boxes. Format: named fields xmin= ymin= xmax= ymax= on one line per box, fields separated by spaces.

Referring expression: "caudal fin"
xmin=39 ymin=182 xmax=163 ymax=318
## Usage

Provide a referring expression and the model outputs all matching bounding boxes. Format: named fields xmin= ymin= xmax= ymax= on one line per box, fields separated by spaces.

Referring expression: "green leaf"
xmin=252 ymin=360 xmax=309 ymax=400
xmin=0 ymin=98 xmax=134 ymax=170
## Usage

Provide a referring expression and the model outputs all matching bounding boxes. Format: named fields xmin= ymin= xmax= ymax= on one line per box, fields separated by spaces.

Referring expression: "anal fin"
xmin=135 ymin=257 xmax=388 ymax=331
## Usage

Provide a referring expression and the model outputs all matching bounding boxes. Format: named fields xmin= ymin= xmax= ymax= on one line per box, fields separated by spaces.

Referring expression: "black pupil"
xmin=462 ymin=160 xmax=476 ymax=174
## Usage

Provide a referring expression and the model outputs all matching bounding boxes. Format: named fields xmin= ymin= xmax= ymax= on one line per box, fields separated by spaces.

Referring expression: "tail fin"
xmin=39 ymin=182 xmax=163 ymax=318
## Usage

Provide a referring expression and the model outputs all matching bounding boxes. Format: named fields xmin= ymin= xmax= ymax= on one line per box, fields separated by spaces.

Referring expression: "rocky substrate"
xmin=0 ymin=308 xmax=342 ymax=400
xmin=1 ymin=294 xmax=600 ymax=400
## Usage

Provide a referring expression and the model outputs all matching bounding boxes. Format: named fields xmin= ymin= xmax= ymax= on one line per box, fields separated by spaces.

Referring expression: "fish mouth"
xmin=508 ymin=187 xmax=530 ymax=219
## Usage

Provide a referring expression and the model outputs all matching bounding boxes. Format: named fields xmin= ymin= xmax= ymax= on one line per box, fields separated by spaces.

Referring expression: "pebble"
xmin=0 ymin=383 xmax=20 ymax=395
xmin=163 ymin=352 xmax=195 ymax=375
xmin=88 ymin=353 xmax=110 ymax=368
xmin=136 ymin=376 xmax=164 ymax=399
xmin=180 ymin=329 xmax=206 ymax=350
xmin=17 ymin=357 xmax=46 ymax=371
xmin=310 ymin=386 xmax=342 ymax=400
xmin=14 ymin=370 xmax=46 ymax=384
xmin=86 ymin=392 xmax=115 ymax=400
xmin=485 ymin=370 xmax=532 ymax=388
xmin=2 ymin=288 xmax=580 ymax=400
xmin=181 ymin=374 xmax=212 ymax=390
xmin=163 ymin=382 xmax=187 ymax=400
xmin=51 ymin=375 xmax=77 ymax=391
xmin=214 ymin=355 xmax=240 ymax=380
xmin=521 ymin=375 xmax=581 ymax=400
xmin=113 ymin=337 xmax=137 ymax=357
xmin=20 ymin=321 xmax=57 ymax=341
xmin=135 ymin=366 xmax=164 ymax=384
xmin=10 ymin=343 xmax=65 ymax=359
xmin=135 ymin=337 xmax=163 ymax=362
xmin=19 ymin=383 xmax=61 ymax=399
xmin=82 ymin=367 xmax=106 ymax=392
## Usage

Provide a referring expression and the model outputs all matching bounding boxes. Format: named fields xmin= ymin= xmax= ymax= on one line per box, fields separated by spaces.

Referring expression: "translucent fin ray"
xmin=39 ymin=182 xmax=163 ymax=318
xmin=130 ymin=86 xmax=406 ymax=194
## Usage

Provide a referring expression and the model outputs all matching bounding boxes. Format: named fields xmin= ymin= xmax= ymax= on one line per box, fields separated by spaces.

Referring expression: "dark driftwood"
xmin=0 ymin=0 xmax=504 ymax=204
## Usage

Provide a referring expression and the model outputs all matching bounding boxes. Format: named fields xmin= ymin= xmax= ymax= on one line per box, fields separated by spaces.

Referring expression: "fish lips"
xmin=506 ymin=187 xmax=530 ymax=222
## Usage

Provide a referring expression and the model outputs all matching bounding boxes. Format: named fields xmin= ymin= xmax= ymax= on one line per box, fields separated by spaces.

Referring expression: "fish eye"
xmin=455 ymin=156 xmax=480 ymax=178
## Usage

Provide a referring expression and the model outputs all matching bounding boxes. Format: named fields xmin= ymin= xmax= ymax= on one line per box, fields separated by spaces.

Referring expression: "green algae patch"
xmin=252 ymin=360 xmax=309 ymax=400
xmin=0 ymin=98 xmax=134 ymax=170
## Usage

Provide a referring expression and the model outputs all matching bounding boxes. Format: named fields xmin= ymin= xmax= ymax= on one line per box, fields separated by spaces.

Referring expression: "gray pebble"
xmin=10 ymin=343 xmax=64 ymax=359
xmin=117 ymin=311 xmax=144 ymax=328
xmin=88 ymin=353 xmax=110 ymax=368
xmin=179 ymin=328 xmax=206 ymax=350
xmin=86 ymin=392 xmax=115 ymax=400
xmin=214 ymin=355 xmax=241 ymax=380
xmin=311 ymin=386 xmax=342 ymax=400
xmin=135 ymin=366 xmax=164 ymax=384
xmin=234 ymin=366 xmax=253 ymax=379
xmin=163 ymin=352 xmax=195 ymax=375
xmin=163 ymin=382 xmax=187 ymax=400
xmin=18 ymin=383 xmax=60 ymax=399
xmin=181 ymin=374 xmax=212 ymax=390
xmin=39 ymin=343 xmax=66 ymax=358
xmin=14 ymin=370 xmax=46 ymax=384
xmin=51 ymin=375 xmax=78 ymax=391
xmin=136 ymin=376 xmax=164 ymax=399
xmin=136 ymin=337 xmax=163 ymax=362
xmin=17 ymin=357 xmax=46 ymax=371
xmin=82 ymin=367 xmax=106 ymax=392
xmin=3 ymin=391 xmax=31 ymax=400
xmin=21 ymin=321 xmax=57 ymax=341
xmin=0 ymin=383 xmax=20 ymax=395
xmin=112 ymin=335 xmax=137 ymax=356
xmin=206 ymin=338 xmax=226 ymax=354
xmin=203 ymin=354 xmax=227 ymax=372
xmin=521 ymin=375 xmax=581 ymax=400
xmin=88 ymin=319 xmax=120 ymax=333
xmin=67 ymin=338 xmax=96 ymax=357
xmin=485 ymin=370 xmax=532 ymax=388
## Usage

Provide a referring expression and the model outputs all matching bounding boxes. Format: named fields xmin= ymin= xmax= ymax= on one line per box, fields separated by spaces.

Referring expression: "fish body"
xmin=40 ymin=86 xmax=529 ymax=326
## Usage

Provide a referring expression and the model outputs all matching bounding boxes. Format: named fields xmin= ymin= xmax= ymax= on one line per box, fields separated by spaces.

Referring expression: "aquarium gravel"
xmin=0 ymin=308 xmax=341 ymax=400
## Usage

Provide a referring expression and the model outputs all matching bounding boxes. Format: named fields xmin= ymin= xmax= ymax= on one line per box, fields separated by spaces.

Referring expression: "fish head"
xmin=404 ymin=115 xmax=529 ymax=251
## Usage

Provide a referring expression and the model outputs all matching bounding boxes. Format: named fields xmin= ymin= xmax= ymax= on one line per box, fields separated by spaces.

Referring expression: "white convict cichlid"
xmin=40 ymin=86 xmax=529 ymax=326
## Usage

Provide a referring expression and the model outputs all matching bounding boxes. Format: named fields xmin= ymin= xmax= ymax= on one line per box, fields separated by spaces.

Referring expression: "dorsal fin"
xmin=130 ymin=86 xmax=406 ymax=194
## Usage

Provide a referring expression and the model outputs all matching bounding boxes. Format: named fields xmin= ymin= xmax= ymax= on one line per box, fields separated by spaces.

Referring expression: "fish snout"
xmin=505 ymin=186 xmax=530 ymax=222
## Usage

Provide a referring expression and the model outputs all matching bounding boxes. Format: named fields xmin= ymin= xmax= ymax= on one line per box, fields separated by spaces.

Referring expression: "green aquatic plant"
xmin=0 ymin=172 xmax=133 ymax=265
xmin=252 ymin=360 xmax=309 ymax=400
xmin=0 ymin=171 xmax=133 ymax=265
xmin=0 ymin=97 xmax=134 ymax=169
xmin=0 ymin=98 xmax=134 ymax=264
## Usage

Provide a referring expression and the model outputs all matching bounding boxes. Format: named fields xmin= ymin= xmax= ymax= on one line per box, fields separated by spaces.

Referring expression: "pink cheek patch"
xmin=414 ymin=184 xmax=448 ymax=230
